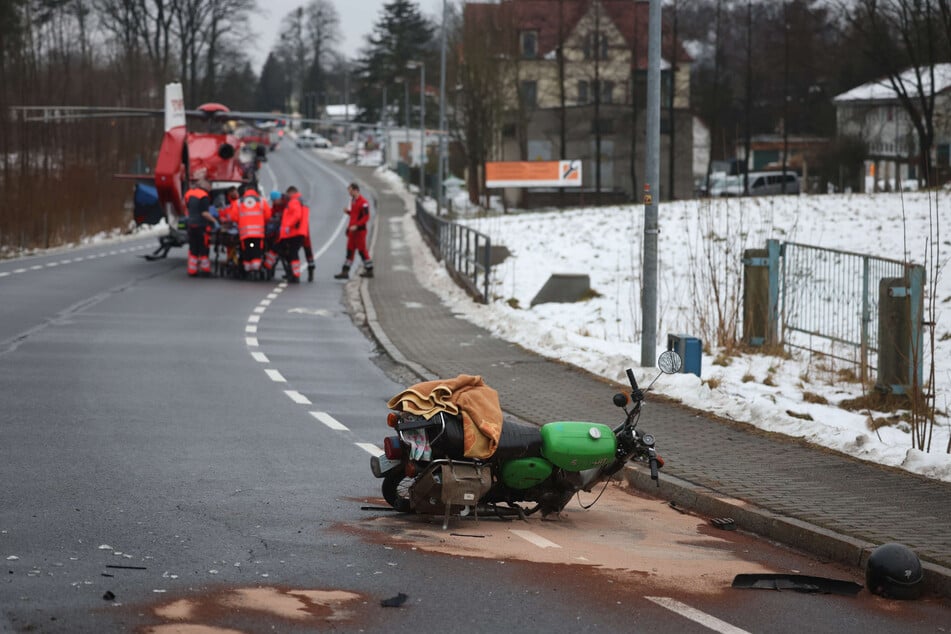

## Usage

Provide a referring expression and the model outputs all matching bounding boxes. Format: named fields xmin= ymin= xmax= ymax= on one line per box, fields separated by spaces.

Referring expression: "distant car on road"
xmin=296 ymin=130 xmax=332 ymax=149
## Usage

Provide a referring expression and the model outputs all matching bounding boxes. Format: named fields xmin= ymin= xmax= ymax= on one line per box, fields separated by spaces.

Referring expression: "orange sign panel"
xmin=485 ymin=160 xmax=583 ymax=188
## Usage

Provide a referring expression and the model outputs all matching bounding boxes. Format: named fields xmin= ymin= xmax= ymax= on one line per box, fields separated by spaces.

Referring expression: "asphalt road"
xmin=1 ymin=145 xmax=947 ymax=632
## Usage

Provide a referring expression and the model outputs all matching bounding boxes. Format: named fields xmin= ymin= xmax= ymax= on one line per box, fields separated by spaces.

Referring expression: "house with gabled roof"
xmin=833 ymin=64 xmax=951 ymax=190
xmin=462 ymin=0 xmax=699 ymax=204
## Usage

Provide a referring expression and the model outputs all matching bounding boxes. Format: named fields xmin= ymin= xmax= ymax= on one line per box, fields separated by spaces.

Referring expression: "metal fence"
xmin=773 ymin=239 xmax=923 ymax=385
xmin=415 ymin=198 xmax=491 ymax=303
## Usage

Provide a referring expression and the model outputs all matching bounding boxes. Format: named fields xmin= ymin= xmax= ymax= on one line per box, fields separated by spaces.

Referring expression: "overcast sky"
xmin=251 ymin=0 xmax=446 ymax=72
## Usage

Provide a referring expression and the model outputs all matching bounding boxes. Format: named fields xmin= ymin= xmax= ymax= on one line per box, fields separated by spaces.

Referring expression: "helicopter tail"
xmin=165 ymin=82 xmax=186 ymax=132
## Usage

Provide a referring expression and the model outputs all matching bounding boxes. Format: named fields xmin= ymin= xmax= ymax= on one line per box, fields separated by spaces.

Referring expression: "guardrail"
xmin=414 ymin=198 xmax=491 ymax=303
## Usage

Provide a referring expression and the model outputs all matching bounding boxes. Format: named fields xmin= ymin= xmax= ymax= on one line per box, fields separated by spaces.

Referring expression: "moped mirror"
xmin=657 ymin=350 xmax=683 ymax=374
xmin=613 ymin=393 xmax=629 ymax=408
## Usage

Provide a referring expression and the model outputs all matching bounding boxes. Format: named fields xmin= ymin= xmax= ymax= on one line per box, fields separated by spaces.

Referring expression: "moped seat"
xmin=493 ymin=418 xmax=543 ymax=461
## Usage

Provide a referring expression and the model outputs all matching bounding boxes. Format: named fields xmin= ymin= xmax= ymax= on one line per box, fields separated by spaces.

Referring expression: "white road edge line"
xmin=645 ymin=597 xmax=751 ymax=634
xmin=355 ymin=443 xmax=383 ymax=457
xmin=310 ymin=411 xmax=349 ymax=431
xmin=285 ymin=390 xmax=311 ymax=405
xmin=265 ymin=369 xmax=286 ymax=382
xmin=509 ymin=530 xmax=562 ymax=549
xmin=251 ymin=352 xmax=269 ymax=363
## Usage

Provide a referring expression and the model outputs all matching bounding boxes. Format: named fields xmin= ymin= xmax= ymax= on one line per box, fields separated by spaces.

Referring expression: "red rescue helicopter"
xmin=116 ymin=82 xmax=283 ymax=260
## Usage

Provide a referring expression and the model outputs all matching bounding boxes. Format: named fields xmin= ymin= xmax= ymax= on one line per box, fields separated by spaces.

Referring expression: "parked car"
xmin=747 ymin=171 xmax=800 ymax=196
xmin=707 ymin=173 xmax=743 ymax=197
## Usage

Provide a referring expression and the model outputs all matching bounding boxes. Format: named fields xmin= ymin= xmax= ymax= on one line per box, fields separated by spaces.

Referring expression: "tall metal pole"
xmin=437 ymin=0 xmax=448 ymax=214
xmin=382 ymin=85 xmax=388 ymax=167
xmin=419 ymin=63 xmax=426 ymax=197
xmin=641 ymin=0 xmax=661 ymax=367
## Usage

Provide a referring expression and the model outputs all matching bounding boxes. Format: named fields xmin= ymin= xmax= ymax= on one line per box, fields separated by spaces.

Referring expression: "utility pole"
xmin=641 ymin=0 xmax=661 ymax=367
xmin=406 ymin=61 xmax=426 ymax=197
xmin=437 ymin=0 xmax=448 ymax=214
xmin=382 ymin=85 xmax=388 ymax=167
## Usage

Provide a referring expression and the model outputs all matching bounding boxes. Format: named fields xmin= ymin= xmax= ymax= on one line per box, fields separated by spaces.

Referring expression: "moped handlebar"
xmin=625 ymin=368 xmax=645 ymax=403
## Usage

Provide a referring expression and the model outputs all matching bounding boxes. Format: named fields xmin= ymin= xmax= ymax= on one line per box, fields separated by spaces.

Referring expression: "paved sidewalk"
xmin=343 ymin=165 xmax=951 ymax=598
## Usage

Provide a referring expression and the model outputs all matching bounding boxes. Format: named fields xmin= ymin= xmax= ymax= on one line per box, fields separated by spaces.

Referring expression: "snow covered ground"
xmin=372 ymin=166 xmax=951 ymax=484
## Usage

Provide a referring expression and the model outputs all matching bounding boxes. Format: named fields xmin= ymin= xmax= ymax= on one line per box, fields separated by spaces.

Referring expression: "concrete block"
xmin=530 ymin=273 xmax=591 ymax=307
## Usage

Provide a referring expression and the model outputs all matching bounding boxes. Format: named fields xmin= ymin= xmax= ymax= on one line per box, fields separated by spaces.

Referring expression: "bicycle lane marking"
xmin=0 ymin=243 xmax=156 ymax=280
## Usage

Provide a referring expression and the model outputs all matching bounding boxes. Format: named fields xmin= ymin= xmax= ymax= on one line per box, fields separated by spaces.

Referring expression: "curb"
xmin=623 ymin=465 xmax=951 ymax=599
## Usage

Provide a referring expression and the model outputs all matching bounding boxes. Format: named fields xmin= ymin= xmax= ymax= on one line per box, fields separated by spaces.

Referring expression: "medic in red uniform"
xmin=236 ymin=188 xmax=270 ymax=274
xmin=184 ymin=178 xmax=218 ymax=277
xmin=278 ymin=186 xmax=307 ymax=283
xmin=333 ymin=182 xmax=373 ymax=279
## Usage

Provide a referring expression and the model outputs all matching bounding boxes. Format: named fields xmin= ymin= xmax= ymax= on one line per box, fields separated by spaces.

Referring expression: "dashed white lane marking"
xmin=509 ymin=530 xmax=562 ymax=549
xmin=253 ymin=305 xmax=266 ymax=313
xmin=310 ymin=411 xmax=349 ymax=431
xmin=259 ymin=299 xmax=272 ymax=306
xmin=285 ymin=390 xmax=311 ymax=405
xmin=265 ymin=369 xmax=286 ymax=382
xmin=14 ymin=268 xmax=26 ymax=273
xmin=246 ymin=337 xmax=258 ymax=347
xmin=245 ymin=325 xmax=257 ymax=333
xmin=248 ymin=314 xmax=261 ymax=323
xmin=251 ymin=351 xmax=269 ymax=363
xmin=355 ymin=443 xmax=384 ymax=457
xmin=60 ymin=259 xmax=72 ymax=264
xmin=0 ymin=272 xmax=8 ymax=278
xmin=30 ymin=265 xmax=42 ymax=270
xmin=645 ymin=597 xmax=751 ymax=634
xmin=267 ymin=293 xmax=278 ymax=300
xmin=45 ymin=262 xmax=58 ymax=267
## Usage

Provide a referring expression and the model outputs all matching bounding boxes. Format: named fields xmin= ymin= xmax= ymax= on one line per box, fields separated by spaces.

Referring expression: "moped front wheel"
xmin=382 ymin=470 xmax=413 ymax=513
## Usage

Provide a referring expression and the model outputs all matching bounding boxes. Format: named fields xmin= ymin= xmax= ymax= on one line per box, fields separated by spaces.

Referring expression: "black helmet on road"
xmin=866 ymin=542 xmax=924 ymax=600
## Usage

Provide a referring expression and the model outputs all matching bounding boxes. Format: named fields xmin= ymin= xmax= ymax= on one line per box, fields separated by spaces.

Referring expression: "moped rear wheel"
xmin=382 ymin=470 xmax=413 ymax=513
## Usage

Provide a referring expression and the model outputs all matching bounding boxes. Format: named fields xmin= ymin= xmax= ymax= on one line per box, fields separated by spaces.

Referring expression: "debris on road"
xmin=732 ymin=574 xmax=862 ymax=596
xmin=380 ymin=592 xmax=408 ymax=607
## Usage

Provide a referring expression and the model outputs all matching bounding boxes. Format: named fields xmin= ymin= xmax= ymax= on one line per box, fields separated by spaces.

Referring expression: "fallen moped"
xmin=370 ymin=351 xmax=682 ymax=527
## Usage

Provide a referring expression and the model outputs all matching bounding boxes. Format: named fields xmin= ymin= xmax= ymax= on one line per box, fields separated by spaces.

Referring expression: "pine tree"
xmin=256 ymin=52 xmax=290 ymax=112
xmin=353 ymin=0 xmax=434 ymax=124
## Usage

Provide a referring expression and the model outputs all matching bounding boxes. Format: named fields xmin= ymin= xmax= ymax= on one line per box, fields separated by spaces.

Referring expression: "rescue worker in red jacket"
xmin=236 ymin=188 xmax=270 ymax=274
xmin=278 ymin=186 xmax=307 ymax=283
xmin=184 ymin=178 xmax=218 ymax=277
xmin=333 ymin=182 xmax=373 ymax=279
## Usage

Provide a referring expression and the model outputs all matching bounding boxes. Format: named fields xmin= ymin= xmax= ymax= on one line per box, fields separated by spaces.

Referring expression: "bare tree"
xmin=457 ymin=2 xmax=509 ymax=204
xmin=304 ymin=0 xmax=341 ymax=116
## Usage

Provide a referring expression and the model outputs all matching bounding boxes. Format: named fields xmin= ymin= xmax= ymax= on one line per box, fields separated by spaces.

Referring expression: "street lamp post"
xmin=381 ymin=84 xmax=388 ymax=167
xmin=437 ymin=0 xmax=447 ymax=214
xmin=407 ymin=60 xmax=425 ymax=197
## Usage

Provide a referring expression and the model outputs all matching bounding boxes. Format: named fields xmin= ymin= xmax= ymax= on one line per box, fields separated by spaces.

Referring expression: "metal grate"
xmin=780 ymin=242 xmax=910 ymax=377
